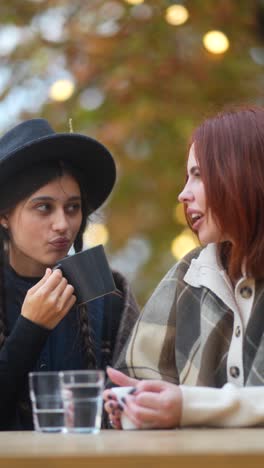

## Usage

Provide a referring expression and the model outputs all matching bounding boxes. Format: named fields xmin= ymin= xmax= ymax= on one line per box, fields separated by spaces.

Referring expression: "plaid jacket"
xmin=114 ymin=244 xmax=264 ymax=388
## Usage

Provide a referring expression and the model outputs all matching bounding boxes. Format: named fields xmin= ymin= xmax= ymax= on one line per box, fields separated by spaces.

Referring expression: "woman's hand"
xmin=103 ymin=367 xmax=182 ymax=430
xmin=21 ymin=268 xmax=76 ymax=329
xmin=120 ymin=380 xmax=182 ymax=429
xmin=104 ymin=367 xmax=139 ymax=429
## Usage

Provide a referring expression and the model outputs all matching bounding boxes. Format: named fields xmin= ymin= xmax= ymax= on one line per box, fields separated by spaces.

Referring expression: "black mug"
xmin=53 ymin=244 xmax=116 ymax=305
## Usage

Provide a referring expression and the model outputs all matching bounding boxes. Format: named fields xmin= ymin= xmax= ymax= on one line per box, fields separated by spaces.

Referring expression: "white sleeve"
xmin=180 ymin=383 xmax=264 ymax=427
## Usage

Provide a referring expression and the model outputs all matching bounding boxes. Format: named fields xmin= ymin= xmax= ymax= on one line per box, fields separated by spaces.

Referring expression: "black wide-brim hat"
xmin=0 ymin=118 xmax=116 ymax=212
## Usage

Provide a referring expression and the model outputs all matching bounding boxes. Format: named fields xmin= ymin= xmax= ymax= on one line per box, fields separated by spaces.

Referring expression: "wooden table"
xmin=0 ymin=429 xmax=264 ymax=468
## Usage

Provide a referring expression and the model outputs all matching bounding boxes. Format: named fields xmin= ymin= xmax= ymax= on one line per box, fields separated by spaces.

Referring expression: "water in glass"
xmin=63 ymin=383 xmax=103 ymax=433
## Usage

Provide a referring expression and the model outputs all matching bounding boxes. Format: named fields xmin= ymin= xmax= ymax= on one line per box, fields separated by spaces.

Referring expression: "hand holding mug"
xmin=104 ymin=367 xmax=183 ymax=430
xmin=21 ymin=268 xmax=76 ymax=329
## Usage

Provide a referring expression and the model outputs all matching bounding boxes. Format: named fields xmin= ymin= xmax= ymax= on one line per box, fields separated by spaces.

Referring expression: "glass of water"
xmin=60 ymin=370 xmax=104 ymax=433
xmin=29 ymin=372 xmax=65 ymax=432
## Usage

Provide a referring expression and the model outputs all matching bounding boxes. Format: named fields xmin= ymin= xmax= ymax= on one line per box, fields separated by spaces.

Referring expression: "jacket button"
xmin=240 ymin=286 xmax=252 ymax=299
xmin=230 ymin=366 xmax=240 ymax=378
xmin=235 ymin=326 xmax=241 ymax=337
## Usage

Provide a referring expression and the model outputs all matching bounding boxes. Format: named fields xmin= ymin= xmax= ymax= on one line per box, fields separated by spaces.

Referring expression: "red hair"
xmin=190 ymin=106 xmax=264 ymax=280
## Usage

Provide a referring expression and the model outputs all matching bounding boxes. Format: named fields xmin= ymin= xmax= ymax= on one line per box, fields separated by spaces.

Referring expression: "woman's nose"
xmin=178 ymin=187 xmax=193 ymax=203
xmin=52 ymin=210 xmax=69 ymax=232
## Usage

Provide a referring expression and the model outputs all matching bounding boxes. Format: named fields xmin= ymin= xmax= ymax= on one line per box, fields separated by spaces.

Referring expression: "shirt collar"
xmin=183 ymin=243 xmax=238 ymax=313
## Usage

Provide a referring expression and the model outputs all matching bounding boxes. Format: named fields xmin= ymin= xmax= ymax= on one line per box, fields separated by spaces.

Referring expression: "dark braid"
xmin=0 ymin=233 xmax=6 ymax=348
xmin=77 ymin=304 xmax=97 ymax=369
xmin=73 ymin=179 xmax=98 ymax=369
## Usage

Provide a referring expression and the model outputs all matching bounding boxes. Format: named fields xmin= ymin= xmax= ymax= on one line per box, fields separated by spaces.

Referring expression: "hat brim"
xmin=0 ymin=133 xmax=116 ymax=212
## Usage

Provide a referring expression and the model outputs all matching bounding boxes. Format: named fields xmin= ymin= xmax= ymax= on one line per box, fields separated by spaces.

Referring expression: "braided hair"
xmin=72 ymin=182 xmax=97 ymax=369
xmin=0 ymin=160 xmax=97 ymax=368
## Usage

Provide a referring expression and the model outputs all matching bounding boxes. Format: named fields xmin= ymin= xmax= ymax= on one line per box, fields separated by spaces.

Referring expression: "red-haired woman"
xmin=104 ymin=106 xmax=264 ymax=429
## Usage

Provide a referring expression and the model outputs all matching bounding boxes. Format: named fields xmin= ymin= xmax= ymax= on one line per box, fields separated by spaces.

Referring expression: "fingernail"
xmin=128 ymin=387 xmax=137 ymax=394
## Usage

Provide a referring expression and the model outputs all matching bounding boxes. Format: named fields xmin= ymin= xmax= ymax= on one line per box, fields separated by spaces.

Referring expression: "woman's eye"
xmin=36 ymin=204 xmax=51 ymax=213
xmin=66 ymin=203 xmax=81 ymax=214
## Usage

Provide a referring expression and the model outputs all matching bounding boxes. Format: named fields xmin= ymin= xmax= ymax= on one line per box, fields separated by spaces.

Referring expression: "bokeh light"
xmin=79 ymin=87 xmax=105 ymax=111
xmin=203 ymin=30 xmax=230 ymax=54
xmin=165 ymin=5 xmax=189 ymax=26
xmin=83 ymin=224 xmax=109 ymax=248
xmin=49 ymin=79 xmax=75 ymax=101
xmin=171 ymin=229 xmax=199 ymax=259
xmin=124 ymin=0 xmax=144 ymax=5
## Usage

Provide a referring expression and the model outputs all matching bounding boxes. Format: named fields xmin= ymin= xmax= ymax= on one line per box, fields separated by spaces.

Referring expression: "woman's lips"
xmin=50 ymin=239 xmax=70 ymax=250
xmin=192 ymin=216 xmax=204 ymax=231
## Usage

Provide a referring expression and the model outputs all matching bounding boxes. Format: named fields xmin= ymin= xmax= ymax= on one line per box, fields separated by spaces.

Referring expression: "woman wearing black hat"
xmin=0 ymin=119 xmax=139 ymax=430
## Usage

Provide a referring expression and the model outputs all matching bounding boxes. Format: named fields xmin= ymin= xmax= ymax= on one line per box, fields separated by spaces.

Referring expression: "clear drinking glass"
xmin=29 ymin=371 xmax=65 ymax=432
xmin=60 ymin=370 xmax=104 ymax=433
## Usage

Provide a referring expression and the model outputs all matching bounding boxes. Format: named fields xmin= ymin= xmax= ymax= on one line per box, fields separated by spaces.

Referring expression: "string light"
xmin=49 ymin=79 xmax=75 ymax=102
xmin=165 ymin=4 xmax=189 ymax=26
xmin=203 ymin=30 xmax=230 ymax=54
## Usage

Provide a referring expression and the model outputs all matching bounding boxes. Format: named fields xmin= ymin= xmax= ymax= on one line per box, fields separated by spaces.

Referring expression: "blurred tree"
xmin=0 ymin=0 xmax=263 ymax=304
